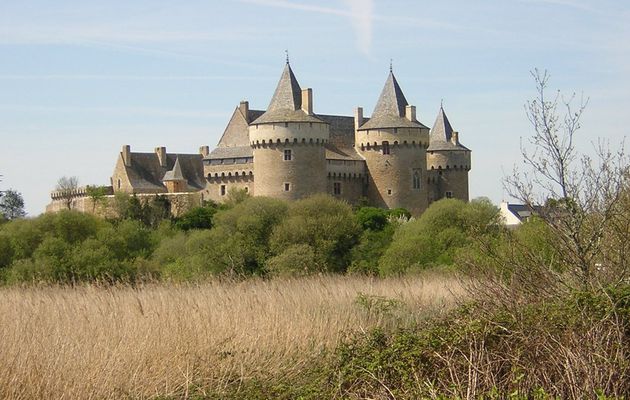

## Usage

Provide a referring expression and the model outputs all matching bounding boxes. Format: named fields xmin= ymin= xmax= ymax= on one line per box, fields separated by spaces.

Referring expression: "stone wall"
xmin=46 ymin=192 xmax=203 ymax=218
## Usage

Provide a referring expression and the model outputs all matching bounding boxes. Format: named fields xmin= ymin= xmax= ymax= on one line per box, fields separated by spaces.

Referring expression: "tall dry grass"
xmin=0 ymin=274 xmax=463 ymax=399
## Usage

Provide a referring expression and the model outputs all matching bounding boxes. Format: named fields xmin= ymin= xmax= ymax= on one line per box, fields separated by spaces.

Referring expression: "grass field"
xmin=0 ymin=274 xmax=464 ymax=399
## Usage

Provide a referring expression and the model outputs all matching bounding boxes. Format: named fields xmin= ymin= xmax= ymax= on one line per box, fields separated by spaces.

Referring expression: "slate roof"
xmin=207 ymin=145 xmax=253 ymax=159
xmin=358 ymin=71 xmax=427 ymax=130
xmin=427 ymin=106 xmax=470 ymax=152
xmin=316 ymin=114 xmax=356 ymax=148
xmin=126 ymin=152 xmax=205 ymax=191
xmin=505 ymin=203 xmax=541 ymax=221
xmin=325 ymin=143 xmax=364 ymax=161
xmin=252 ymin=63 xmax=325 ymax=124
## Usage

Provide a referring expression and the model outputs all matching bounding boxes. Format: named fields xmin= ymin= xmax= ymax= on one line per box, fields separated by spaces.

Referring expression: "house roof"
xmin=207 ymin=145 xmax=253 ymax=159
xmin=252 ymin=63 xmax=325 ymax=124
xmin=125 ymin=152 xmax=205 ymax=190
xmin=427 ymin=106 xmax=470 ymax=152
xmin=358 ymin=71 xmax=427 ymax=130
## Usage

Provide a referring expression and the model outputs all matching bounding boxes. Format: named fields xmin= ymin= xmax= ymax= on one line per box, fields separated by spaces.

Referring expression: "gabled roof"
xmin=162 ymin=157 xmax=185 ymax=181
xmin=427 ymin=106 xmax=470 ymax=152
xmin=358 ymin=71 xmax=426 ymax=130
xmin=252 ymin=63 xmax=325 ymax=124
xmin=124 ymin=152 xmax=205 ymax=191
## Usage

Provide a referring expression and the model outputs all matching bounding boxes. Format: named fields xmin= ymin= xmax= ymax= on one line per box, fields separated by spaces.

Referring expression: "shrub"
xmin=379 ymin=198 xmax=500 ymax=275
xmin=265 ymin=244 xmax=319 ymax=277
xmin=270 ymin=195 xmax=361 ymax=272
xmin=174 ymin=204 xmax=218 ymax=231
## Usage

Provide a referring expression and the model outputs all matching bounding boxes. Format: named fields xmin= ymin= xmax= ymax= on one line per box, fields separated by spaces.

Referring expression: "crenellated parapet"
xmin=249 ymin=122 xmax=329 ymax=147
xmin=50 ymin=186 xmax=113 ymax=200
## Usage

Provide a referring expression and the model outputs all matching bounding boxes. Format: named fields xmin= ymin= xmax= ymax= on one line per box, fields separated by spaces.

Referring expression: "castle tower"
xmin=426 ymin=105 xmax=471 ymax=203
xmin=162 ymin=157 xmax=187 ymax=193
xmin=355 ymin=69 xmax=430 ymax=215
xmin=249 ymin=61 xmax=330 ymax=200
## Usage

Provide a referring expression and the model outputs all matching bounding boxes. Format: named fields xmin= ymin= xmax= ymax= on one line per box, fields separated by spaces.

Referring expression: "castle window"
xmin=284 ymin=183 xmax=291 ymax=192
xmin=284 ymin=122 xmax=289 ymax=127
xmin=284 ymin=149 xmax=292 ymax=161
xmin=220 ymin=185 xmax=226 ymax=196
xmin=445 ymin=191 xmax=453 ymax=199
xmin=333 ymin=182 xmax=341 ymax=196
xmin=394 ymin=128 xmax=398 ymax=134
xmin=412 ymin=169 xmax=421 ymax=190
xmin=244 ymin=187 xmax=249 ymax=193
xmin=382 ymin=141 xmax=390 ymax=155
xmin=387 ymin=189 xmax=392 ymax=196
xmin=117 ymin=179 xmax=121 ymax=189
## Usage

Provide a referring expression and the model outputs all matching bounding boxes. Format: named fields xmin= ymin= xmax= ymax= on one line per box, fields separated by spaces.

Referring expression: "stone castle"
xmin=47 ymin=61 xmax=471 ymax=216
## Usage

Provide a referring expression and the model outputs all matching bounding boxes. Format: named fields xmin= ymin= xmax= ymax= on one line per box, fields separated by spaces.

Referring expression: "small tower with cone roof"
xmin=162 ymin=157 xmax=187 ymax=193
xmin=354 ymin=67 xmax=430 ymax=215
xmin=249 ymin=59 xmax=330 ymax=199
xmin=426 ymin=105 xmax=471 ymax=203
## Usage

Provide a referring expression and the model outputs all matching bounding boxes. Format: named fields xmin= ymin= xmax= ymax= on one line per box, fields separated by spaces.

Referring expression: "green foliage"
xmin=348 ymin=223 xmax=396 ymax=275
xmin=85 ymin=185 xmax=109 ymax=212
xmin=224 ymin=187 xmax=251 ymax=207
xmin=265 ymin=244 xmax=319 ymax=277
xmin=0 ymin=189 xmax=26 ymax=220
xmin=0 ymin=232 xmax=13 ymax=268
xmin=270 ymin=194 xmax=361 ymax=273
xmin=379 ymin=198 xmax=500 ymax=275
xmin=174 ymin=203 xmax=218 ymax=231
xmin=355 ymin=206 xmax=389 ymax=231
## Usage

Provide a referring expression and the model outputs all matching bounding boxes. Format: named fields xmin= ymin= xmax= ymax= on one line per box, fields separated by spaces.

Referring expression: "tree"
xmin=56 ymin=176 xmax=79 ymax=210
xmin=85 ymin=185 xmax=109 ymax=213
xmin=0 ymin=189 xmax=26 ymax=220
xmin=506 ymin=69 xmax=629 ymax=288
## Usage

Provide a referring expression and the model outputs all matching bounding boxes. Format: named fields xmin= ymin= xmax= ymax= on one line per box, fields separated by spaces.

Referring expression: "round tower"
xmin=355 ymin=70 xmax=430 ymax=215
xmin=250 ymin=62 xmax=330 ymax=200
xmin=426 ymin=105 xmax=471 ymax=203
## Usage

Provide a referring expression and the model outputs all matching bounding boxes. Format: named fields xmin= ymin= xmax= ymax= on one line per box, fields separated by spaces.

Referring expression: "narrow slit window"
xmin=284 ymin=183 xmax=291 ymax=192
xmin=220 ymin=185 xmax=226 ymax=196
xmin=284 ymin=149 xmax=292 ymax=161
xmin=412 ymin=169 xmax=421 ymax=190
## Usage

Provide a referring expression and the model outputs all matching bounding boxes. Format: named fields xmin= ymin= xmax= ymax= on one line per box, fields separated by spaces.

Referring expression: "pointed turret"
xmin=162 ymin=157 xmax=185 ymax=181
xmin=252 ymin=61 xmax=323 ymax=124
xmin=428 ymin=105 xmax=469 ymax=151
xmin=358 ymin=70 xmax=426 ymax=130
xmin=163 ymin=157 xmax=187 ymax=193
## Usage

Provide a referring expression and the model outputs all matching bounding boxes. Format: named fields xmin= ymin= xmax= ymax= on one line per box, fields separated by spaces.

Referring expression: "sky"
xmin=1 ymin=0 xmax=629 ymax=215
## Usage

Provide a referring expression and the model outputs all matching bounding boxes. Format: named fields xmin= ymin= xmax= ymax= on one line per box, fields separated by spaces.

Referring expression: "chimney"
xmin=239 ymin=100 xmax=249 ymax=122
xmin=199 ymin=145 xmax=210 ymax=157
xmin=155 ymin=146 xmax=167 ymax=168
xmin=122 ymin=145 xmax=131 ymax=167
xmin=354 ymin=107 xmax=364 ymax=129
xmin=405 ymin=105 xmax=416 ymax=122
xmin=301 ymin=88 xmax=313 ymax=115
xmin=451 ymin=131 xmax=459 ymax=145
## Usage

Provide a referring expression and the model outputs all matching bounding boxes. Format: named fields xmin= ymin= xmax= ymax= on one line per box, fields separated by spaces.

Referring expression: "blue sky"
xmin=1 ymin=0 xmax=629 ymax=215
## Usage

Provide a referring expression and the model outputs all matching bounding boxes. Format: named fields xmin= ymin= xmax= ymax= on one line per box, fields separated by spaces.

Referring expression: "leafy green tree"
xmin=270 ymin=194 xmax=361 ymax=273
xmin=175 ymin=203 xmax=219 ymax=231
xmin=379 ymin=198 xmax=500 ymax=275
xmin=0 ymin=232 xmax=14 ymax=269
xmin=355 ymin=207 xmax=389 ymax=231
xmin=348 ymin=223 xmax=397 ymax=275
xmin=85 ymin=185 xmax=109 ymax=213
xmin=0 ymin=189 xmax=26 ymax=220
xmin=265 ymin=244 xmax=319 ymax=277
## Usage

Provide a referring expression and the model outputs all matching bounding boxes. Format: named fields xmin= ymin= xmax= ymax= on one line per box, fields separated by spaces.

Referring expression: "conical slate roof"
xmin=252 ymin=62 xmax=324 ymax=124
xmin=162 ymin=157 xmax=185 ymax=181
xmin=428 ymin=106 xmax=469 ymax=151
xmin=358 ymin=71 xmax=426 ymax=130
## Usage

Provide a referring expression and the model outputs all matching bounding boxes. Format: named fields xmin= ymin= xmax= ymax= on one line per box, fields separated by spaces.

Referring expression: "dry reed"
xmin=0 ymin=274 xmax=463 ymax=399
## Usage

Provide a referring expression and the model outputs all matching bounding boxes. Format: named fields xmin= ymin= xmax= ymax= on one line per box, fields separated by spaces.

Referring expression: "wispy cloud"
xmin=238 ymin=0 xmax=375 ymax=55
xmin=343 ymin=0 xmax=373 ymax=55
